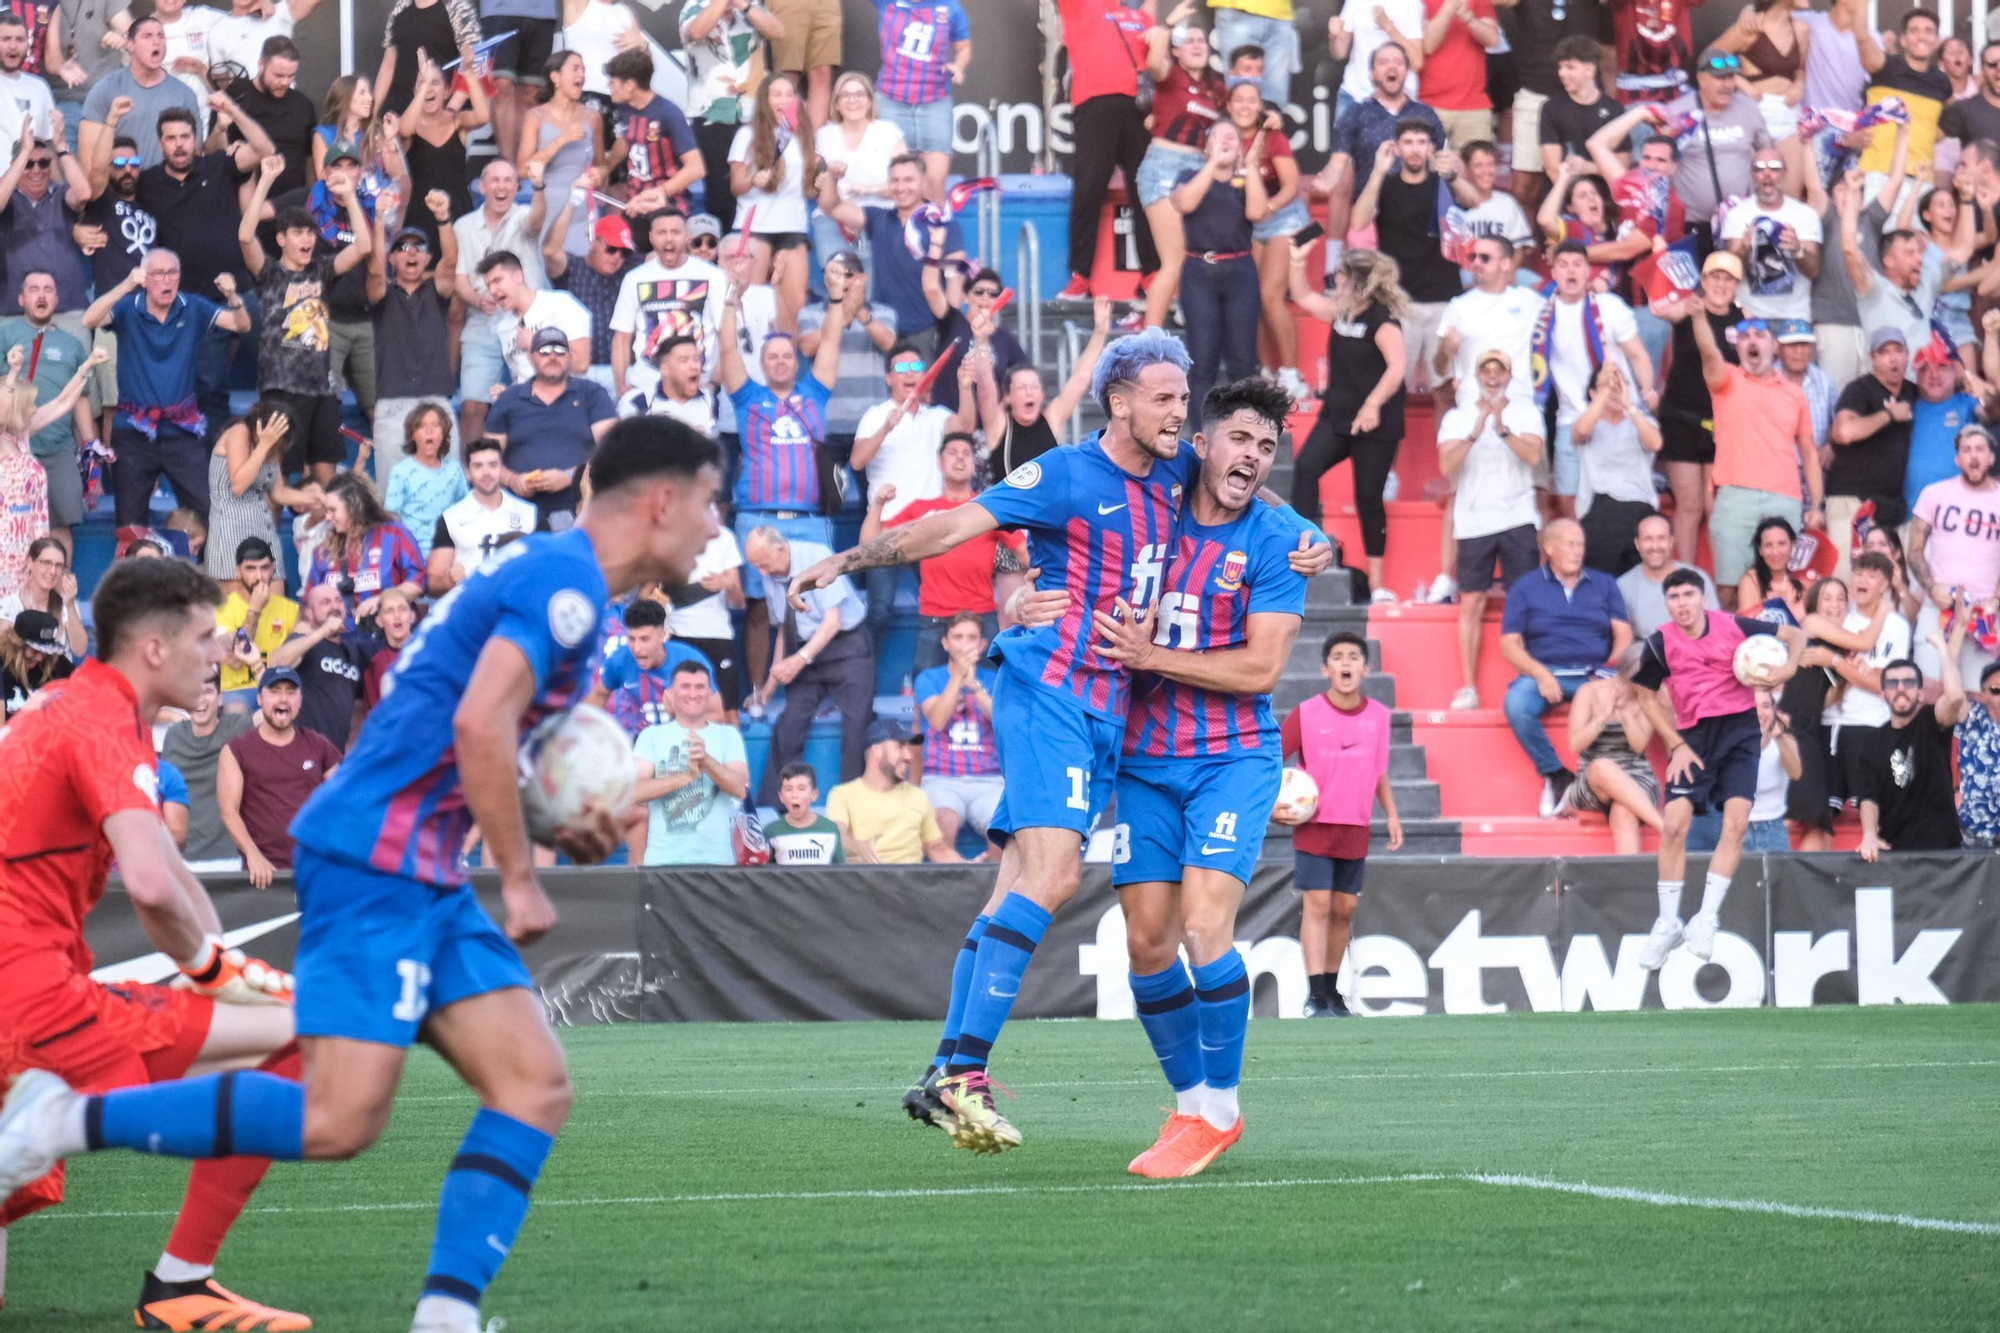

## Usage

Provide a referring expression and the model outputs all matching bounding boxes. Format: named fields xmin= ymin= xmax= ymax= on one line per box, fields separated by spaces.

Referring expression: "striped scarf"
xmin=1530 ymin=292 xmax=1608 ymax=410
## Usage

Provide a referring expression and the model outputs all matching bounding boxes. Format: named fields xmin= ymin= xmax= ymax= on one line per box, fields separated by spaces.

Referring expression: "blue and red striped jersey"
xmin=305 ymin=521 xmax=425 ymax=624
xmin=913 ymin=663 xmax=1000 ymax=776
xmin=975 ymin=433 xmax=1197 ymax=721
xmin=875 ymin=0 xmax=970 ymax=105
xmin=729 ymin=374 xmax=830 ymax=511
xmin=598 ymin=642 xmax=719 ymax=736
xmin=290 ymin=528 xmax=607 ymax=887
xmin=1122 ymin=502 xmax=1309 ymax=763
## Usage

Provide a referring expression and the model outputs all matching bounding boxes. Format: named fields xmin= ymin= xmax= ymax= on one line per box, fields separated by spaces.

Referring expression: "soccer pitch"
xmin=12 ymin=1006 xmax=1999 ymax=1330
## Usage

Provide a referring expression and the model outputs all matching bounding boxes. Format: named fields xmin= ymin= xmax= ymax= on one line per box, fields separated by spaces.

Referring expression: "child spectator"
xmin=764 ymin=762 xmax=846 ymax=865
xmin=914 ymin=613 xmax=1002 ymax=853
xmin=382 ymin=402 xmax=469 ymax=558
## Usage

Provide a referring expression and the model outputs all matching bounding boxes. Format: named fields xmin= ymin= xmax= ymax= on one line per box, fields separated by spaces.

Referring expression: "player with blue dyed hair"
xmin=790 ymin=333 xmax=1330 ymax=1157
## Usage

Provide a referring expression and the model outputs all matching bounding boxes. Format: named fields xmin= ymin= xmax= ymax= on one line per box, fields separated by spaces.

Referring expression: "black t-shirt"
xmin=136 ymin=151 xmax=250 ymax=293
xmin=1514 ymin=0 xmax=1607 ymax=96
xmin=1375 ymin=171 xmax=1462 ymax=303
xmin=226 ymin=80 xmax=317 ymax=197
xmin=1633 ymin=614 xmax=1775 ymax=693
xmin=1860 ymin=706 xmax=1963 ymax=850
xmin=1320 ymin=301 xmax=1405 ymax=438
xmin=373 ymin=277 xmax=454 ymax=399
xmin=989 ymin=414 xmax=1057 ymax=485
xmin=1938 ymin=94 xmax=2000 ymax=150
xmin=256 ymin=253 xmax=335 ymax=397
xmin=1 ymin=655 xmax=71 ymax=714
xmin=929 ymin=312 xmax=1030 ymax=414
xmin=383 ymin=0 xmax=458 ymax=112
xmin=290 ymin=632 xmax=369 ymax=753
xmin=1174 ymin=168 xmax=1253 ymax=254
xmin=1830 ymin=374 xmax=1918 ymax=519
xmin=1539 ymin=90 xmax=1629 ymax=160
xmin=1663 ymin=306 xmax=1740 ymax=428
xmin=270 ymin=185 xmax=373 ymax=321
xmin=80 ymin=192 xmax=155 ymax=291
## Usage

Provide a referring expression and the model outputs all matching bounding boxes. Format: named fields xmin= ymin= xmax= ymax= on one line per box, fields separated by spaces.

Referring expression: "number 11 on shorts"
xmin=1067 ymin=766 xmax=1089 ymax=810
xmin=393 ymin=959 xmax=433 ymax=1023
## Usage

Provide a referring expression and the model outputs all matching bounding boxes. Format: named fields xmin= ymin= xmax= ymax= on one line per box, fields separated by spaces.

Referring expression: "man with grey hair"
xmin=743 ymin=523 xmax=873 ymax=806
xmin=83 ymin=244 xmax=249 ymax=526
xmin=453 ymin=158 xmax=547 ymax=445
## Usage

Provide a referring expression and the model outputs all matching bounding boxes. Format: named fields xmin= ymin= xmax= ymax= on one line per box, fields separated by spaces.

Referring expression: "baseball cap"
xmin=1701 ymin=251 xmax=1744 ymax=279
xmin=325 ymin=138 xmax=361 ymax=165
xmin=13 ymin=610 xmax=63 ymax=656
xmin=389 ymin=226 xmax=430 ymax=251
xmin=1913 ymin=334 xmax=1954 ymax=367
xmin=1697 ymin=47 xmax=1742 ymax=76
xmin=1870 ymin=326 xmax=1908 ymax=352
xmin=1773 ymin=319 xmax=1816 ymax=345
xmin=532 ymin=327 xmax=570 ymax=354
xmin=260 ymin=665 xmax=303 ymax=690
xmin=866 ymin=716 xmax=916 ymax=747
xmin=594 ymin=214 xmax=633 ymax=251
xmin=686 ymin=213 xmax=723 ymax=242
xmin=1475 ymin=347 xmax=1512 ymax=372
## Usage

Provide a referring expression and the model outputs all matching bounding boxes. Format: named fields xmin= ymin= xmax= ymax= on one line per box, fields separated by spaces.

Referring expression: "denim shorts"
xmin=1254 ymin=195 xmax=1311 ymax=243
xmin=459 ymin=323 xmax=507 ymax=403
xmin=1137 ymin=143 xmax=1203 ymax=209
xmin=880 ymin=93 xmax=955 ymax=156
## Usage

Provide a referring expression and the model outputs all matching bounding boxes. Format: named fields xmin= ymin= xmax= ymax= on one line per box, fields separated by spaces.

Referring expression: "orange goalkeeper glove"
xmin=178 ymin=937 xmax=295 ymax=1005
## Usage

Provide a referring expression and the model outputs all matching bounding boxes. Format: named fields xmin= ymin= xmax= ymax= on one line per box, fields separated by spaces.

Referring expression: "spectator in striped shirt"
xmin=914 ymin=611 xmax=1002 ymax=851
xmin=873 ymin=0 xmax=971 ymax=203
xmin=303 ymin=471 xmax=425 ymax=628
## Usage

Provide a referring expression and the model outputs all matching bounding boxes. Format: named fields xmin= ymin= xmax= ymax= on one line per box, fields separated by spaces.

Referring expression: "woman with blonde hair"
xmin=811 ymin=70 xmax=905 ymax=261
xmin=730 ymin=71 xmax=819 ymax=320
xmin=1557 ymin=643 xmax=1667 ymax=853
xmin=0 ymin=344 xmax=101 ymax=597
xmin=0 ymin=609 xmax=72 ymax=715
xmin=1286 ymin=244 xmax=1408 ymax=599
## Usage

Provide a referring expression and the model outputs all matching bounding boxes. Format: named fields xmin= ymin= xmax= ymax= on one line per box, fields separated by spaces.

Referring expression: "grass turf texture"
xmin=11 ymin=1006 xmax=1998 ymax=1330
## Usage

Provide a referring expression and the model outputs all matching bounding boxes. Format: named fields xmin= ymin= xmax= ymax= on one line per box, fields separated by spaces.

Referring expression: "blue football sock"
xmin=87 ymin=1072 xmax=303 ymax=1160
xmin=422 ymin=1108 xmax=554 ymax=1312
xmin=933 ymin=914 xmax=991 ymax=1068
xmin=1192 ymin=951 xmax=1251 ymax=1090
xmin=945 ymin=893 xmax=1050 ymax=1076
xmin=1129 ymin=961 xmax=1203 ymax=1093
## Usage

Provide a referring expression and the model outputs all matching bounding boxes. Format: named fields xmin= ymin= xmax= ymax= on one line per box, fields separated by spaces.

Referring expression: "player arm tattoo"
xmin=833 ymin=502 xmax=997 ymax=574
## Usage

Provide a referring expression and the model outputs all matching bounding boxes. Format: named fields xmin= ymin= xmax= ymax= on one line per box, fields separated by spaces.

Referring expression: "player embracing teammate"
xmin=791 ymin=348 xmax=1329 ymax=1171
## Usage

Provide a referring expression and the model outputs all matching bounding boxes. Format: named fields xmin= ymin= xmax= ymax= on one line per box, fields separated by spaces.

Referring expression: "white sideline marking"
xmin=37 ymin=1172 xmax=2000 ymax=1237
xmin=391 ymin=1057 xmax=2000 ymax=1103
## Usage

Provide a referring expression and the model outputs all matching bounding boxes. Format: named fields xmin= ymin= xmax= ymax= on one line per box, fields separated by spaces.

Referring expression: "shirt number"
xmin=1156 ymin=590 xmax=1200 ymax=650
xmin=1129 ymin=543 xmax=1167 ymax=611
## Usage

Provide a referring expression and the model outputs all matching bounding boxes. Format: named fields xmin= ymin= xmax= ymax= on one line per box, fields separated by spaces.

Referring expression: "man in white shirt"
xmin=610 ymin=205 xmax=726 ymax=399
xmin=207 ymin=0 xmax=320 ymax=79
xmin=1436 ymin=234 xmax=1543 ymax=405
xmin=152 ymin=0 xmax=221 ymax=129
xmin=1440 ymin=347 xmax=1545 ymax=709
xmin=0 ymin=14 xmax=53 ymax=153
xmin=1720 ymin=152 xmax=1823 ymax=323
xmin=479 ymin=249 xmax=590 ymax=382
xmin=618 ymin=332 xmax=716 ymax=434
xmin=453 ymin=158 xmax=546 ymax=442
xmin=1448 ymin=139 xmax=1535 ymax=267
xmin=1822 ymin=550 xmax=1913 ymax=818
xmin=630 ymin=661 xmax=749 ymax=866
xmin=424 ymin=438 xmax=537 ymax=594
xmin=1328 ymin=0 xmax=1421 ymax=117
xmin=1537 ymin=240 xmax=1652 ymax=515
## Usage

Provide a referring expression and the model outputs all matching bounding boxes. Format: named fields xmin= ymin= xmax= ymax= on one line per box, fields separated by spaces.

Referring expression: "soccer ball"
xmin=518 ymin=704 xmax=637 ymax=844
xmin=1272 ymin=767 xmax=1320 ymax=826
xmin=1732 ymin=633 xmax=1790 ymax=688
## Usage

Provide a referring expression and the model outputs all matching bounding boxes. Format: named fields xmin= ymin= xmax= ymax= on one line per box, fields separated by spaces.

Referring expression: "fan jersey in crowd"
xmin=875 ymin=0 xmax=971 ymax=105
xmin=973 ymin=433 xmax=1197 ymax=721
xmin=598 ymin=641 xmax=720 ymax=734
xmin=913 ymin=663 xmax=1000 ymax=776
xmin=291 ymin=528 xmax=607 ymax=887
xmin=433 ymin=491 xmax=539 ymax=573
xmin=1122 ymin=503 xmax=1309 ymax=764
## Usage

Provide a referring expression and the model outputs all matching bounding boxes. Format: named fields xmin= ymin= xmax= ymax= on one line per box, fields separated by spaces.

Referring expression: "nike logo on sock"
xmin=487 ymin=1235 xmax=511 ymax=1258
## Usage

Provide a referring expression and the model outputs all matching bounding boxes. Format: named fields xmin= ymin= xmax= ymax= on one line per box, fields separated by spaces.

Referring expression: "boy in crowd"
xmin=763 ymin=762 xmax=846 ymax=865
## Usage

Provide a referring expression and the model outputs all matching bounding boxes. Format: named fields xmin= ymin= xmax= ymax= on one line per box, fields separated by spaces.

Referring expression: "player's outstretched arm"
xmin=788 ymin=502 xmax=998 ymax=608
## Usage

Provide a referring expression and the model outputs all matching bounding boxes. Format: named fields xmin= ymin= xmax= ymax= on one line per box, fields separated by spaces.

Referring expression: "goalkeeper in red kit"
xmin=0 ymin=558 xmax=309 ymax=1331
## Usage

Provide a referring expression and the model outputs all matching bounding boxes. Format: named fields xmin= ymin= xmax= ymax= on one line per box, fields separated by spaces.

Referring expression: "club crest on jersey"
xmin=1216 ymin=550 xmax=1248 ymax=591
xmin=548 ymin=590 xmax=596 ymax=648
xmin=1004 ymin=460 xmax=1042 ymax=489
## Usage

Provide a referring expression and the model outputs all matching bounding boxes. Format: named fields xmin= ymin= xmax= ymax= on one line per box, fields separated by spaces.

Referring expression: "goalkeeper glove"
xmin=178 ymin=936 xmax=295 ymax=1005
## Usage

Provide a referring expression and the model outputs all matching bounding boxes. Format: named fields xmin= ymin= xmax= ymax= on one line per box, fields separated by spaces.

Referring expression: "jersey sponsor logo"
xmin=548 ymin=589 xmax=596 ymax=648
xmin=1216 ymin=549 xmax=1247 ymax=592
xmin=1004 ymin=460 xmax=1041 ymax=489
xmin=131 ymin=763 xmax=157 ymax=807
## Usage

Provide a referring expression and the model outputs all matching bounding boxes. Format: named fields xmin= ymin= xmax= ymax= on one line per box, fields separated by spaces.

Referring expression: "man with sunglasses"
xmin=75 ymin=134 xmax=153 ymax=295
xmin=1658 ymin=49 xmax=1770 ymax=254
xmin=1857 ymin=626 xmax=1972 ymax=861
xmin=1720 ymin=152 xmax=1822 ymax=323
xmin=485 ymin=327 xmax=617 ymax=530
xmin=922 ymin=258 xmax=1028 ymax=415
xmin=0 ymin=119 xmax=91 ymax=319
xmin=367 ymin=195 xmax=459 ymax=467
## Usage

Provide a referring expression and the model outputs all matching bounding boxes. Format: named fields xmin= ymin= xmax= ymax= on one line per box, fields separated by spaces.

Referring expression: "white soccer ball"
xmin=1732 ymin=633 xmax=1790 ymax=688
xmin=1272 ymin=766 xmax=1320 ymax=826
xmin=518 ymin=703 xmax=637 ymax=844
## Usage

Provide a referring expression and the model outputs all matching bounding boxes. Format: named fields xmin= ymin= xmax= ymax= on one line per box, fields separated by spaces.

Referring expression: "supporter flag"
xmin=79 ymin=437 xmax=112 ymax=514
xmin=1788 ymin=525 xmax=1839 ymax=581
xmin=1802 ymin=97 xmax=1911 ymax=185
xmin=1940 ymin=592 xmax=2000 ymax=653
xmin=902 ymin=178 xmax=1000 ymax=260
xmin=443 ymin=31 xmax=509 ymax=99
xmin=1439 ymin=205 xmax=1477 ymax=266
xmin=1916 ymin=320 xmax=1957 ymax=368
xmin=1613 ymin=169 xmax=1670 ymax=237
xmin=1850 ymin=499 xmax=1877 ymax=561
xmin=1632 ymin=235 xmax=1700 ymax=313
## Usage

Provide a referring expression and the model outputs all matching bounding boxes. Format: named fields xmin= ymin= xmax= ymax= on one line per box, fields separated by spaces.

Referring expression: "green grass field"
xmin=10 ymin=1006 xmax=2000 ymax=1330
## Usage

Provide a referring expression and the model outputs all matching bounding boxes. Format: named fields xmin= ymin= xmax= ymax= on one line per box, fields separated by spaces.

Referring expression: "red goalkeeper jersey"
xmin=0 ymin=658 xmax=163 ymax=981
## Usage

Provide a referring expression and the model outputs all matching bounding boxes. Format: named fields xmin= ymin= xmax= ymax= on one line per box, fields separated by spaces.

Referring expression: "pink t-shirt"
xmin=1283 ymin=693 xmax=1391 ymax=827
xmin=1913 ymin=475 xmax=2000 ymax=596
xmin=0 ymin=448 xmax=48 ymax=600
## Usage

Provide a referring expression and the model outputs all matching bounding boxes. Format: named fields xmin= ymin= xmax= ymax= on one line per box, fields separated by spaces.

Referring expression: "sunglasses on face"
xmin=1703 ymin=53 xmax=1742 ymax=73
xmin=392 ymin=240 xmax=428 ymax=254
xmin=24 ymin=159 xmax=49 ymax=170
xmin=1735 ymin=318 xmax=1771 ymax=335
xmin=534 ymin=345 xmax=567 ymax=357
xmin=969 ymin=287 xmax=1001 ymax=299
xmin=110 ymin=155 xmax=141 ymax=168
xmin=1883 ymin=677 xmax=1923 ymax=692
xmin=891 ymin=359 xmax=926 ymax=373
xmin=1469 ymin=252 xmax=1497 ymax=265
xmin=689 ymin=236 xmax=719 ymax=249
xmin=1753 ymin=161 xmax=1784 ymax=172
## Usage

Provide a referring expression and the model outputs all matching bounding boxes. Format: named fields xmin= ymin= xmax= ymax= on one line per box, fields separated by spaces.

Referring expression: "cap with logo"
xmin=594 ymin=214 xmax=633 ymax=251
xmin=532 ymin=327 xmax=570 ymax=354
xmin=260 ymin=665 xmax=303 ymax=689
xmin=686 ymin=213 xmax=723 ymax=241
xmin=13 ymin=610 xmax=64 ymax=656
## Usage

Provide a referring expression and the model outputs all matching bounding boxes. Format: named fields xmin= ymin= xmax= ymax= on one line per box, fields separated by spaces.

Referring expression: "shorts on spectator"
xmin=733 ymin=507 xmax=833 ymax=600
xmin=1665 ymin=709 xmax=1762 ymax=813
xmin=1510 ymin=89 xmax=1548 ymax=176
xmin=751 ymin=230 xmax=811 ymax=253
xmin=677 ymin=634 xmax=742 ymax=713
xmin=1550 ymin=421 xmax=1580 ymax=498
xmin=1710 ymin=486 xmax=1801 ymax=587
xmin=41 ymin=446 xmax=82 ymax=528
xmin=486 ymin=16 xmax=558 ymax=84
xmin=1456 ymin=522 xmax=1539 ymax=594
xmin=879 ymin=93 xmax=954 ymax=157
xmin=1757 ymin=92 xmax=1799 ymax=142
xmin=1435 ymin=107 xmax=1496 ymax=152
xmin=1580 ymin=497 xmax=1653 ymax=575
xmin=1485 ymin=50 xmax=1520 ymax=118
xmin=1137 ymin=143 xmax=1203 ymax=209
xmin=1210 ymin=7 xmax=1299 ymax=107
xmin=1687 ymin=812 xmax=1790 ymax=853
xmin=924 ymin=773 xmax=1003 ymax=836
xmin=1253 ymin=195 xmax=1311 ymax=243
xmin=1401 ymin=300 xmax=1446 ymax=393
xmin=1295 ymin=850 xmax=1365 ymax=895
xmin=1657 ymin=410 xmax=1714 ymax=465
xmin=264 ymin=389 xmax=345 ymax=471
xmin=766 ymin=0 xmax=843 ymax=72
xmin=459 ymin=331 xmax=507 ymax=406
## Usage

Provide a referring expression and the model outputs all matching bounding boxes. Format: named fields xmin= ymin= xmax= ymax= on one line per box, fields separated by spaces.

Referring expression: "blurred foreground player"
xmin=0 ymin=558 xmax=306 ymax=1330
xmin=0 ymin=419 xmax=724 ymax=1333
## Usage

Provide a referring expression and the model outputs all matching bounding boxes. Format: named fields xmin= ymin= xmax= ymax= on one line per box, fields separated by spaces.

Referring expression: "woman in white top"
xmin=560 ymin=0 xmax=644 ymax=107
xmin=810 ymin=71 xmax=904 ymax=299
xmin=730 ymin=72 xmax=818 ymax=322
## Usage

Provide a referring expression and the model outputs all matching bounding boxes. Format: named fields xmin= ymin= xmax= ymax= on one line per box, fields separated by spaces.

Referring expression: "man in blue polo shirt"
xmin=81 ymin=246 xmax=251 ymax=527
xmin=484 ymin=327 xmax=617 ymax=531
xmin=1498 ymin=516 xmax=1634 ymax=816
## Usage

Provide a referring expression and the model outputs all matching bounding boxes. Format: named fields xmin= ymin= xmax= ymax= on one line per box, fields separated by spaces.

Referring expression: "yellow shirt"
xmin=1210 ymin=0 xmax=1293 ymax=19
xmin=216 ymin=590 xmax=300 ymax=691
xmin=825 ymin=779 xmax=942 ymax=864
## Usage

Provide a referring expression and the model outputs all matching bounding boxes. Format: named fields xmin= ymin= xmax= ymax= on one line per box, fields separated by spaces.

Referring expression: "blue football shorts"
xmin=987 ymin=659 xmax=1122 ymax=841
xmin=292 ymin=847 xmax=534 ymax=1047
xmin=1112 ymin=752 xmax=1282 ymax=889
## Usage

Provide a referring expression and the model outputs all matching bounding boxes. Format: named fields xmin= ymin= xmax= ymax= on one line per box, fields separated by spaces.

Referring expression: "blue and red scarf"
xmin=1530 ymin=292 xmax=1608 ymax=409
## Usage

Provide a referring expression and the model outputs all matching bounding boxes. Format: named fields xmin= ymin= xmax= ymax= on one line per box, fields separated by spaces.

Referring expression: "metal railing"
xmin=1015 ymin=220 xmax=1042 ymax=365
xmin=975 ymin=111 xmax=1003 ymax=269
xmin=1061 ymin=319 xmax=1088 ymax=444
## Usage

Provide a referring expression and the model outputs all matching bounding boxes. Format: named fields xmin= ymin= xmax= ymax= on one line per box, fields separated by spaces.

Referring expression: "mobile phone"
xmin=1292 ymin=221 xmax=1325 ymax=249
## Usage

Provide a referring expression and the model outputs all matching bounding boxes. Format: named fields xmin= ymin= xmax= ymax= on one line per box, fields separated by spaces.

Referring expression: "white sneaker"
xmin=1369 ymin=586 xmax=1397 ymax=606
xmin=1277 ymin=366 xmax=1312 ymax=402
xmin=1426 ymin=573 xmax=1458 ymax=604
xmin=1449 ymin=686 xmax=1479 ymax=710
xmin=1638 ymin=917 xmax=1685 ymax=971
xmin=1684 ymin=912 xmax=1720 ymax=961
xmin=1538 ymin=775 xmax=1566 ymax=819
xmin=0 ymin=1070 xmax=76 ymax=1197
